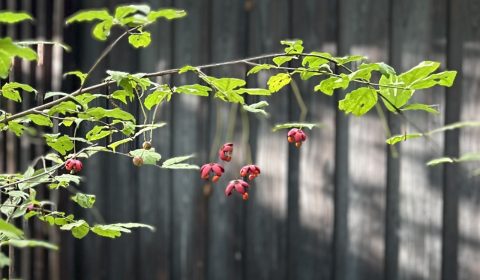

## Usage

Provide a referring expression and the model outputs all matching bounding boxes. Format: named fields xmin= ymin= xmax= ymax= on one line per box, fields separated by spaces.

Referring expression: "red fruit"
xmin=132 ymin=156 xmax=144 ymax=167
xmin=225 ymin=179 xmax=250 ymax=199
xmin=73 ymin=160 xmax=83 ymax=172
xmin=66 ymin=159 xmax=83 ymax=173
xmin=200 ymin=163 xmax=224 ymax=182
xmin=242 ymin=193 xmax=249 ymax=201
xmin=219 ymin=143 xmax=234 ymax=162
xmin=240 ymin=164 xmax=261 ymax=180
xmin=287 ymin=128 xmax=307 ymax=148
xmin=65 ymin=159 xmax=75 ymax=171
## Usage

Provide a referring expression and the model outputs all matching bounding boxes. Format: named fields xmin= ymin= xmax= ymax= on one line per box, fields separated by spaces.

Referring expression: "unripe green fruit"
xmin=143 ymin=141 xmax=152 ymax=150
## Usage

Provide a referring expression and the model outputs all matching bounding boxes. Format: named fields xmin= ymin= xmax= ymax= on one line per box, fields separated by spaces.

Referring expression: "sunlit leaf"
xmin=338 ymin=87 xmax=377 ymax=116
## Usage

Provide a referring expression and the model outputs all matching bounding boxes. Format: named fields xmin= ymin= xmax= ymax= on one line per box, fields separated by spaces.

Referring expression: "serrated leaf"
xmin=267 ymin=73 xmax=291 ymax=93
xmin=0 ymin=11 xmax=33 ymax=24
xmin=174 ymin=84 xmax=211 ymax=96
xmin=314 ymin=74 xmax=349 ymax=96
xmin=147 ymin=9 xmax=187 ymax=21
xmin=5 ymin=239 xmax=57 ymax=250
xmin=66 ymin=10 xmax=112 ymax=24
xmin=128 ymin=31 xmax=151 ymax=48
xmin=44 ymin=134 xmax=74 ymax=155
xmin=272 ymin=122 xmax=320 ymax=132
xmin=385 ymin=133 xmax=423 ymax=145
xmin=27 ymin=114 xmax=53 ymax=127
xmin=338 ymin=87 xmax=378 ymax=116
xmin=400 ymin=103 xmax=439 ymax=114
xmin=71 ymin=193 xmax=96 ymax=209
xmin=247 ymin=64 xmax=273 ymax=76
xmin=129 ymin=148 xmax=161 ymax=165
xmin=242 ymin=101 xmax=270 ymax=117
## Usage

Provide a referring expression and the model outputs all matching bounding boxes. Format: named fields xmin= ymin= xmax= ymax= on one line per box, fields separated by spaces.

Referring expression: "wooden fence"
xmin=0 ymin=0 xmax=479 ymax=279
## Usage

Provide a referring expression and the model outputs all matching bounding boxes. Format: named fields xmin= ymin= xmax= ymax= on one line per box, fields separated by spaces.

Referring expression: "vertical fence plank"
xmin=290 ymin=1 xmax=336 ymax=279
xmin=337 ymin=0 xmax=389 ymax=279
xmin=137 ymin=1 xmax=174 ymax=279
xmin=389 ymin=1 xmax=446 ymax=279
xmin=458 ymin=0 xmax=480 ymax=279
xmin=206 ymin=1 xmax=247 ymax=280
xmin=245 ymin=1 xmax=290 ymax=280
xmin=170 ymin=0 xmax=210 ymax=279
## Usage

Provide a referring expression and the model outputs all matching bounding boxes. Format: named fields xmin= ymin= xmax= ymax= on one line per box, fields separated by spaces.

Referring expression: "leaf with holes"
xmin=267 ymin=73 xmax=291 ymax=93
xmin=339 ymin=87 xmax=378 ymax=116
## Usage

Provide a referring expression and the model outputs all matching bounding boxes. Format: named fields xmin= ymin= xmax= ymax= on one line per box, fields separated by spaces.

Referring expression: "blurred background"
xmin=0 ymin=0 xmax=479 ymax=279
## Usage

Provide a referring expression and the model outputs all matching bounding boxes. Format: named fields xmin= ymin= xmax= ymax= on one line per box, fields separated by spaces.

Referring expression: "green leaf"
xmin=129 ymin=148 xmax=161 ymax=165
xmin=92 ymin=19 xmax=113 ymax=41
xmin=7 ymin=121 xmax=26 ymax=136
xmin=236 ymin=88 xmax=271 ymax=96
xmin=267 ymin=73 xmax=291 ymax=93
xmin=281 ymin=39 xmax=304 ymax=54
xmin=273 ymin=56 xmax=294 ymax=66
xmin=429 ymin=121 xmax=480 ymax=135
xmin=78 ymin=107 xmax=135 ymax=122
xmin=0 ymin=219 xmax=23 ymax=239
xmin=112 ymin=89 xmax=135 ymax=104
xmin=71 ymin=193 xmax=96 ymax=209
xmin=108 ymin=138 xmax=133 ymax=152
xmin=128 ymin=31 xmax=151 ymax=48
xmin=338 ymin=87 xmax=378 ymax=116
xmin=334 ymin=55 xmax=366 ymax=65
xmin=272 ymin=122 xmax=320 ymax=132
xmin=27 ymin=114 xmax=53 ymax=127
xmin=144 ymin=86 xmax=172 ymax=110
xmin=302 ymin=52 xmax=332 ymax=68
xmin=426 ymin=157 xmax=454 ymax=166
xmin=66 ymin=9 xmax=113 ymax=24
xmin=0 ymin=252 xmax=9 ymax=269
xmin=410 ymin=71 xmax=457 ymax=89
xmin=174 ymin=84 xmax=211 ymax=96
xmin=242 ymin=101 xmax=269 ymax=117
xmin=400 ymin=103 xmax=439 ymax=114
xmin=348 ymin=63 xmax=380 ymax=81
xmin=91 ymin=225 xmax=127 ymax=238
xmin=247 ymin=64 xmax=273 ymax=76
xmin=427 ymin=153 xmax=480 ymax=166
xmin=179 ymin=65 xmax=198 ymax=74
xmin=399 ymin=61 xmax=440 ymax=86
xmin=5 ymin=239 xmax=58 ymax=250
xmin=48 ymin=101 xmax=78 ymax=115
xmin=208 ymin=77 xmax=246 ymax=91
xmin=314 ymin=74 xmax=350 ymax=96
xmin=86 ymin=126 xmax=112 ymax=141
xmin=0 ymin=38 xmax=37 ymax=79
xmin=385 ymin=133 xmax=423 ymax=145
xmin=379 ymin=74 xmax=413 ymax=112
xmin=109 ymin=222 xmax=155 ymax=231
xmin=147 ymin=9 xmax=187 ymax=21
xmin=60 ymin=220 xmax=89 ymax=239
xmin=0 ymin=11 xmax=33 ymax=24
xmin=64 ymin=71 xmax=87 ymax=85
xmin=162 ymin=154 xmax=199 ymax=169
xmin=115 ymin=4 xmax=150 ymax=20
xmin=1 ymin=82 xmax=36 ymax=102
xmin=44 ymin=134 xmax=74 ymax=155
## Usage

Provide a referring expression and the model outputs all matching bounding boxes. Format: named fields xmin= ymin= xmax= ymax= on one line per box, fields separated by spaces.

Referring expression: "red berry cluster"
xmin=200 ymin=142 xmax=261 ymax=201
xmin=287 ymin=128 xmax=307 ymax=148
xmin=65 ymin=158 xmax=83 ymax=174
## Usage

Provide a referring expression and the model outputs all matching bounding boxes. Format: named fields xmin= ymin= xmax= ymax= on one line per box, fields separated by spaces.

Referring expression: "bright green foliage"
xmin=0 ymin=38 xmax=37 ymax=78
xmin=71 ymin=193 xmax=96 ymax=208
xmin=162 ymin=154 xmax=199 ymax=169
xmin=91 ymin=223 xmax=154 ymax=238
xmin=4 ymin=239 xmax=58 ymax=250
xmin=0 ymin=219 xmax=23 ymax=239
xmin=0 ymin=82 xmax=36 ymax=102
xmin=339 ymin=87 xmax=377 ymax=116
xmin=129 ymin=149 xmax=162 ymax=165
xmin=61 ymin=220 xmax=90 ymax=239
xmin=281 ymin=39 xmax=304 ymax=54
xmin=385 ymin=133 xmax=423 ymax=145
xmin=268 ymin=73 xmax=291 ymax=93
xmin=144 ymin=85 xmax=172 ymax=109
xmin=427 ymin=153 xmax=480 ymax=166
xmin=44 ymin=134 xmax=74 ymax=155
xmin=128 ymin=31 xmax=151 ymax=48
xmin=401 ymin=103 xmax=439 ymax=114
xmin=247 ymin=64 xmax=273 ymax=75
xmin=0 ymin=11 xmax=33 ymax=24
xmin=174 ymin=84 xmax=211 ymax=96
xmin=243 ymin=101 xmax=270 ymax=117
xmin=272 ymin=122 xmax=320 ymax=132
xmin=314 ymin=74 xmax=349 ymax=96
